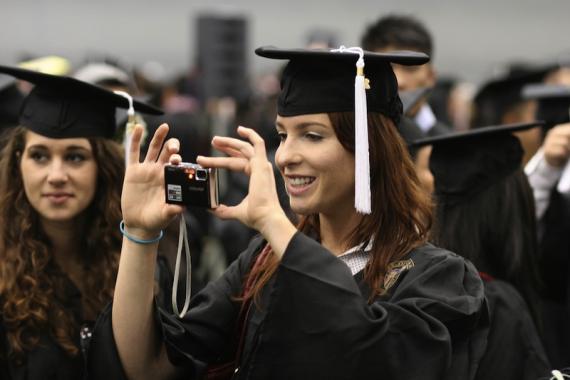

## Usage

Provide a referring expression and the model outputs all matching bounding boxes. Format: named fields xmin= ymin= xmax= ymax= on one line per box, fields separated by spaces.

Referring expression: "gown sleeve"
xmin=86 ymin=236 xmax=264 ymax=380
xmin=476 ymin=280 xmax=550 ymax=380
xmin=245 ymin=232 xmax=488 ymax=380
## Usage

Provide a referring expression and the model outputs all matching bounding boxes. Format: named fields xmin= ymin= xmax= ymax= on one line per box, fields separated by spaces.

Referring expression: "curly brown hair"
xmin=0 ymin=126 xmax=124 ymax=363
xmin=246 ymin=112 xmax=433 ymax=303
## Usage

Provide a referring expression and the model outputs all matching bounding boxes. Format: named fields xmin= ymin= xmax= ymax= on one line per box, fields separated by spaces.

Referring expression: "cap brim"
xmin=522 ymin=84 xmax=570 ymax=100
xmin=255 ymin=46 xmax=430 ymax=66
xmin=0 ymin=65 xmax=163 ymax=115
xmin=409 ymin=121 xmax=545 ymax=148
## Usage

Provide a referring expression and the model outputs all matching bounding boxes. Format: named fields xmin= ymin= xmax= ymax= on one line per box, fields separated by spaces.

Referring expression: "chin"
xmin=38 ymin=210 xmax=83 ymax=223
xmin=289 ymin=202 xmax=316 ymax=216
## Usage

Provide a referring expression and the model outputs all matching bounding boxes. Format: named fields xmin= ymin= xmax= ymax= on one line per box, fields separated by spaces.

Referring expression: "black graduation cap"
xmin=0 ymin=64 xmax=163 ymax=139
xmin=410 ymin=121 xmax=545 ymax=205
xmin=0 ymin=74 xmax=23 ymax=129
xmin=255 ymin=46 xmax=429 ymax=125
xmin=522 ymin=84 xmax=570 ymax=129
xmin=472 ymin=65 xmax=554 ymax=127
xmin=400 ymin=87 xmax=432 ymax=116
xmin=255 ymin=45 xmax=430 ymax=214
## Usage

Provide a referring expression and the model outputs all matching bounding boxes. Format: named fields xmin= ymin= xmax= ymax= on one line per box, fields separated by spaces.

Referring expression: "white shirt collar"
xmin=414 ymin=104 xmax=437 ymax=133
xmin=337 ymin=239 xmax=373 ymax=275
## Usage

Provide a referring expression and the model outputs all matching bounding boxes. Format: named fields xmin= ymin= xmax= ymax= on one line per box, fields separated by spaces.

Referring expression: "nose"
xmin=46 ymin=159 xmax=69 ymax=186
xmin=275 ymin=138 xmax=302 ymax=171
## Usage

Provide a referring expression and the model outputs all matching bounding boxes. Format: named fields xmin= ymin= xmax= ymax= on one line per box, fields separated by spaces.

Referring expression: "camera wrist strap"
xmin=172 ymin=214 xmax=192 ymax=318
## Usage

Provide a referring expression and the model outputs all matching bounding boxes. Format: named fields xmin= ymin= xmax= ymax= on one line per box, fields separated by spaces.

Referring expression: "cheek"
xmin=81 ymin=166 xmax=98 ymax=198
xmin=19 ymin=161 xmax=40 ymax=195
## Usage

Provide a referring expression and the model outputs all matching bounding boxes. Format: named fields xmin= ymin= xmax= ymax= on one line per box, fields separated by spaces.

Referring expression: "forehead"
xmin=276 ymin=113 xmax=332 ymax=127
xmin=24 ymin=130 xmax=92 ymax=150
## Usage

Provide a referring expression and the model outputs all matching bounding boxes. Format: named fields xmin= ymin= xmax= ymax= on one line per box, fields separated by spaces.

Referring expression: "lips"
xmin=285 ymin=175 xmax=315 ymax=196
xmin=43 ymin=192 xmax=73 ymax=205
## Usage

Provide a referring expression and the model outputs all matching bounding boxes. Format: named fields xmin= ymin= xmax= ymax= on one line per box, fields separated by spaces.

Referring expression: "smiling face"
xmin=19 ymin=131 xmax=98 ymax=224
xmin=275 ymin=113 xmax=356 ymax=218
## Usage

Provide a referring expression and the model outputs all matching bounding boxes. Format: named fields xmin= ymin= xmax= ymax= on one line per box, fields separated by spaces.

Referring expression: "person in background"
xmin=522 ymin=82 xmax=570 ymax=367
xmin=414 ymin=122 xmax=551 ymax=379
xmin=361 ymin=14 xmax=450 ymax=137
xmin=399 ymin=87 xmax=436 ymax=194
xmin=429 ymin=77 xmax=475 ymax=132
xmin=0 ymin=65 xmax=162 ymax=380
xmin=471 ymin=64 xmax=554 ymax=164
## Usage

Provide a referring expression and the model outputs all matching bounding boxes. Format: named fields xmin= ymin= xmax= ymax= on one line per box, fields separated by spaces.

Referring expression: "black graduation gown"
xmin=0 ymin=257 xmax=173 ymax=380
xmin=474 ymin=278 xmax=550 ymax=380
xmin=87 ymin=232 xmax=489 ymax=380
xmin=538 ymin=189 xmax=570 ymax=367
xmin=0 ymin=277 xmax=88 ymax=380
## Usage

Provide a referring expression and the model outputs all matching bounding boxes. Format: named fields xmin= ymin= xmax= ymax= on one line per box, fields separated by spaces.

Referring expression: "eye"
xmin=304 ymin=132 xmax=323 ymax=142
xmin=65 ymin=153 xmax=87 ymax=163
xmin=28 ymin=150 xmax=49 ymax=163
xmin=277 ymin=132 xmax=287 ymax=142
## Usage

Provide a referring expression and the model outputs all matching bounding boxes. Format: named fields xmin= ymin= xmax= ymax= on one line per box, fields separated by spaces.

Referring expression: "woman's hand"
xmin=198 ymin=126 xmax=289 ymax=235
xmin=121 ymin=124 xmax=184 ymax=238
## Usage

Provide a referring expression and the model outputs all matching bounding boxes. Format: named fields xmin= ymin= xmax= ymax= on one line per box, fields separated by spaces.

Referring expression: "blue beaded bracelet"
xmin=119 ymin=221 xmax=164 ymax=244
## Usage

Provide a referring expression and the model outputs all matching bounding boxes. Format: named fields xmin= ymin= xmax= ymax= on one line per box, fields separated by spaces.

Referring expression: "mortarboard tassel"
xmin=354 ymin=53 xmax=371 ymax=214
xmin=114 ymin=90 xmax=136 ymax=165
xmin=331 ymin=46 xmax=371 ymax=214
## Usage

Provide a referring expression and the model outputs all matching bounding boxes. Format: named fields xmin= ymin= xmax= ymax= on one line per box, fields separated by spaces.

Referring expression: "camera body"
xmin=164 ymin=163 xmax=219 ymax=209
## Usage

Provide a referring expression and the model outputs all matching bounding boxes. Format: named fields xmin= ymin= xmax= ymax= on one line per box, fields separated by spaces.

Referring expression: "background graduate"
xmin=0 ymin=66 xmax=162 ymax=379
xmin=414 ymin=122 xmax=551 ymax=379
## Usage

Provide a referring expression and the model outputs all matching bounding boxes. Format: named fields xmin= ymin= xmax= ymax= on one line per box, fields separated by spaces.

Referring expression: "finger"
xmin=213 ymin=144 xmax=244 ymax=158
xmin=197 ymin=155 xmax=249 ymax=173
xmin=128 ymin=125 xmax=144 ymax=166
xmin=145 ymin=124 xmax=170 ymax=163
xmin=237 ymin=126 xmax=267 ymax=158
xmin=211 ymin=204 xmax=240 ymax=221
xmin=157 ymin=138 xmax=180 ymax=165
xmin=169 ymin=154 xmax=183 ymax=165
xmin=212 ymin=136 xmax=254 ymax=158
xmin=164 ymin=203 xmax=185 ymax=220
xmin=557 ymin=123 xmax=570 ymax=134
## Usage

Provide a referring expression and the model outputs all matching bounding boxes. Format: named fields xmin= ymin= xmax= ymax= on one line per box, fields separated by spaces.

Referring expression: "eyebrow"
xmin=26 ymin=144 xmax=92 ymax=152
xmin=275 ymin=121 xmax=330 ymax=130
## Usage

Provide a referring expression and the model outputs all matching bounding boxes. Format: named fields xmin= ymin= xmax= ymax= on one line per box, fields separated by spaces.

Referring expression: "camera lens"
xmin=196 ymin=169 xmax=208 ymax=181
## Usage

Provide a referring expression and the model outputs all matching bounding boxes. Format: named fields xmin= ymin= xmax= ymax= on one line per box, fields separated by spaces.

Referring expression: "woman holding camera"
xmin=0 ymin=65 xmax=161 ymax=380
xmin=89 ymin=47 xmax=488 ymax=380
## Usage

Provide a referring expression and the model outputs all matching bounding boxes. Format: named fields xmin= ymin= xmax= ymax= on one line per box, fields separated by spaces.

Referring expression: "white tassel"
xmin=330 ymin=46 xmax=372 ymax=214
xmin=354 ymin=56 xmax=371 ymax=214
xmin=114 ymin=90 xmax=136 ymax=165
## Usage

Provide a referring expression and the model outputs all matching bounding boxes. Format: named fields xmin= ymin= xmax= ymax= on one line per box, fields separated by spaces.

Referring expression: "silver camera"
xmin=164 ymin=163 xmax=219 ymax=208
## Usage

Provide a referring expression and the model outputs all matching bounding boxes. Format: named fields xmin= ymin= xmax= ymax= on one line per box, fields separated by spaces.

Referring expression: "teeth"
xmin=290 ymin=177 xmax=314 ymax=186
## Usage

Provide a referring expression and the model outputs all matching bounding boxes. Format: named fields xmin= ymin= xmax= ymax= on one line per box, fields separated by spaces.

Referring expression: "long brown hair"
xmin=0 ymin=126 xmax=123 ymax=362
xmin=246 ymin=112 xmax=433 ymax=303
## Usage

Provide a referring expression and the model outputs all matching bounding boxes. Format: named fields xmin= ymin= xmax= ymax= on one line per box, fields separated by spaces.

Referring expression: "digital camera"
xmin=164 ymin=163 xmax=219 ymax=209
